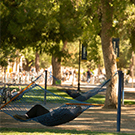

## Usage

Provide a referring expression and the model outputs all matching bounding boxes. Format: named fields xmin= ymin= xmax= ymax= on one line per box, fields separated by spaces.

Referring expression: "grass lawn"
xmin=47 ymin=86 xmax=135 ymax=105
xmin=9 ymin=85 xmax=135 ymax=105
xmin=0 ymin=128 xmax=134 ymax=135
xmin=47 ymin=86 xmax=106 ymax=104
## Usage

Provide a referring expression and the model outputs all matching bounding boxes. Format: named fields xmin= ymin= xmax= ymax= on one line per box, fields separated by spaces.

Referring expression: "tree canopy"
xmin=1 ymin=0 xmax=135 ymax=108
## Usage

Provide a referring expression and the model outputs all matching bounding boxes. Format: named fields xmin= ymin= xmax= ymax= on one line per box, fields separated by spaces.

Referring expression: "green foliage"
xmin=130 ymin=29 xmax=135 ymax=52
xmin=61 ymin=41 xmax=79 ymax=67
xmin=115 ymin=3 xmax=135 ymax=52
xmin=81 ymin=0 xmax=135 ymax=70
xmin=0 ymin=45 xmax=19 ymax=67
xmin=1 ymin=0 xmax=86 ymax=63
xmin=21 ymin=47 xmax=35 ymax=60
xmin=78 ymin=1 xmax=104 ymax=69
xmin=1 ymin=0 xmax=48 ymax=49
xmin=112 ymin=2 xmax=135 ymax=69
xmin=1 ymin=0 xmax=135 ymax=70
xmin=20 ymin=47 xmax=52 ymax=70
xmin=117 ymin=40 xmax=132 ymax=68
xmin=39 ymin=53 xmax=51 ymax=69
xmin=87 ymin=36 xmax=104 ymax=67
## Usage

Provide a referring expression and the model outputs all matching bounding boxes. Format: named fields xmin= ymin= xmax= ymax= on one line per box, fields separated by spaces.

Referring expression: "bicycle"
xmin=0 ymin=84 xmax=12 ymax=104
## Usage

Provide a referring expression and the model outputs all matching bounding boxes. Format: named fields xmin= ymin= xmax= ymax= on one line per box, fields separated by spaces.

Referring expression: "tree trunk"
xmin=35 ymin=51 xmax=40 ymax=73
xmin=98 ymin=64 xmax=101 ymax=75
xmin=51 ymin=41 xmax=67 ymax=85
xmin=52 ymin=56 xmax=61 ymax=85
xmin=23 ymin=59 xmax=33 ymax=71
xmin=131 ymin=51 xmax=135 ymax=88
xmin=101 ymin=0 xmax=118 ymax=109
xmin=4 ymin=67 xmax=6 ymax=83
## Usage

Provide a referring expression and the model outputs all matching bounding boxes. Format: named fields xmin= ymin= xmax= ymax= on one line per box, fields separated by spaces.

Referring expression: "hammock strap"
xmin=100 ymin=72 xmax=118 ymax=88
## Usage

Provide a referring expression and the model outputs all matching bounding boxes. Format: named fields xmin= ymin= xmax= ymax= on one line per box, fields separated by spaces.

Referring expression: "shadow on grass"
xmin=0 ymin=127 xmax=133 ymax=135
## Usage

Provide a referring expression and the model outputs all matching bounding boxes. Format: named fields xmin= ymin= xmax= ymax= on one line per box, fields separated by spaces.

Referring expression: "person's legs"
xmin=87 ymin=76 xmax=90 ymax=83
xmin=13 ymin=104 xmax=49 ymax=120
xmin=26 ymin=104 xmax=49 ymax=118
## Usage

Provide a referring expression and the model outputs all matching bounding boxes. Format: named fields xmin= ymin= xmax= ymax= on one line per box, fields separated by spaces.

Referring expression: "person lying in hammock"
xmin=13 ymin=104 xmax=83 ymax=126
xmin=13 ymin=104 xmax=49 ymax=121
xmin=11 ymin=86 xmax=22 ymax=99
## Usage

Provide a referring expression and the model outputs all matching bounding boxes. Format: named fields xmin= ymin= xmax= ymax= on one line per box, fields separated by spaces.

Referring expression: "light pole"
xmin=78 ymin=40 xmax=81 ymax=91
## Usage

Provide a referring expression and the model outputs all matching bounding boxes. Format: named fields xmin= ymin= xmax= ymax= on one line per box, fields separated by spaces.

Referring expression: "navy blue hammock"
xmin=0 ymin=83 xmax=102 ymax=126
xmin=60 ymin=73 xmax=117 ymax=101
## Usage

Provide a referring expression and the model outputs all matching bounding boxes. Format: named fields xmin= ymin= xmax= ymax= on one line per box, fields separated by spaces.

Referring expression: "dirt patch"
xmin=0 ymin=104 xmax=135 ymax=134
xmin=0 ymin=85 xmax=135 ymax=134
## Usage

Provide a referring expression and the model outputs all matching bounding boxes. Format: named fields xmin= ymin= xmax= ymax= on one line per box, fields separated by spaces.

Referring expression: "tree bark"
xmin=23 ymin=59 xmax=33 ymax=71
xmin=52 ymin=56 xmax=61 ymax=85
xmin=35 ymin=51 xmax=40 ymax=73
xmin=52 ymin=41 xmax=67 ymax=85
xmin=101 ymin=0 xmax=118 ymax=109
xmin=131 ymin=51 xmax=135 ymax=88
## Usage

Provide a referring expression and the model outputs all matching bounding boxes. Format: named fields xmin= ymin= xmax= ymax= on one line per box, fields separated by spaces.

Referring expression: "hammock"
xmin=0 ymin=83 xmax=102 ymax=126
xmin=32 ymin=104 xmax=83 ymax=126
xmin=52 ymin=75 xmax=61 ymax=85
xmin=60 ymin=73 xmax=117 ymax=101
xmin=62 ymin=88 xmax=106 ymax=101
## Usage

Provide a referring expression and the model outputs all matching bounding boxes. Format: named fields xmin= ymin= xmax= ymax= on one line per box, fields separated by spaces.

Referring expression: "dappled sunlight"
xmin=75 ymin=117 xmax=95 ymax=121
xmin=0 ymin=85 xmax=135 ymax=133
xmin=1 ymin=104 xmax=135 ymax=133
